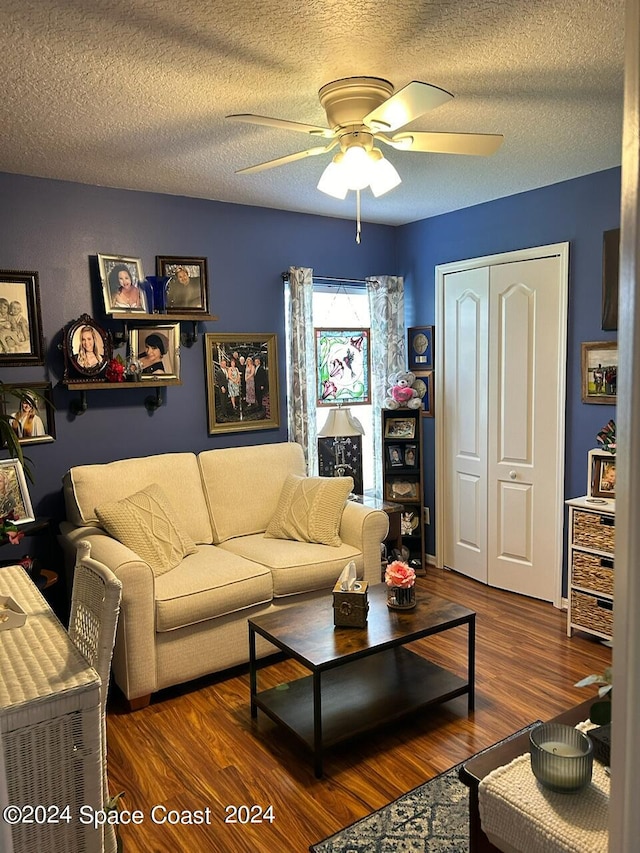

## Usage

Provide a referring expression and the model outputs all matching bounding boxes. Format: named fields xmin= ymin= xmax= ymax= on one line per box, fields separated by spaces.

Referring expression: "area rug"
xmin=310 ymin=723 xmax=541 ymax=853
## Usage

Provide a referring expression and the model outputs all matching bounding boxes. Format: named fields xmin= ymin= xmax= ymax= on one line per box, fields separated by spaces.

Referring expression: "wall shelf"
xmin=63 ymin=378 xmax=181 ymax=414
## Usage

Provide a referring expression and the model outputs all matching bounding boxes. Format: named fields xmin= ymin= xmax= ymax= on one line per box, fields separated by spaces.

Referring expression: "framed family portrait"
xmin=408 ymin=326 xmax=433 ymax=372
xmin=384 ymin=417 xmax=416 ymax=439
xmin=1 ymin=383 xmax=55 ymax=445
xmin=0 ymin=459 xmax=34 ymax=524
xmin=156 ymin=256 xmax=209 ymax=315
xmin=205 ymin=333 xmax=280 ymax=435
xmin=581 ymin=341 xmax=618 ymax=404
xmin=315 ymin=328 xmax=371 ymax=406
xmin=0 ymin=269 xmax=44 ymax=366
xmin=97 ymin=253 xmax=148 ymax=315
xmin=129 ymin=324 xmax=181 ymax=380
xmin=590 ymin=452 xmax=616 ymax=499
xmin=63 ymin=314 xmax=112 ymax=380
xmin=414 ymin=370 xmax=434 ymax=417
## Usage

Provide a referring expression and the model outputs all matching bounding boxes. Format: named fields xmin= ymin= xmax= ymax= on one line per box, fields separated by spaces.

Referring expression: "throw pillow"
xmin=95 ymin=484 xmax=197 ymax=576
xmin=265 ymin=474 xmax=353 ymax=547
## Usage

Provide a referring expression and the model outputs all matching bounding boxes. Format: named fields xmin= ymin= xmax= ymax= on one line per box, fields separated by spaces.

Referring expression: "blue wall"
xmin=0 ymin=172 xmax=397 ymax=525
xmin=397 ymin=166 xmax=621 ymax=563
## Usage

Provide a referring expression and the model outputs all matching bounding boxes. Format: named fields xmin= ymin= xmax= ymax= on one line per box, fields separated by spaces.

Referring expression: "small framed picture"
xmin=387 ymin=444 xmax=403 ymax=467
xmin=404 ymin=444 xmax=418 ymax=468
xmin=156 ymin=256 xmax=209 ymax=314
xmin=63 ymin=314 xmax=112 ymax=380
xmin=0 ymin=459 xmax=35 ymax=524
xmin=408 ymin=326 xmax=433 ymax=371
xmin=384 ymin=417 xmax=416 ymax=439
xmin=581 ymin=342 xmax=617 ymax=404
xmin=97 ymin=253 xmax=148 ymax=314
xmin=591 ymin=453 xmax=616 ymax=499
xmin=385 ymin=479 xmax=419 ymax=502
xmin=413 ymin=370 xmax=434 ymax=417
xmin=0 ymin=269 xmax=44 ymax=366
xmin=129 ymin=324 xmax=181 ymax=380
xmin=315 ymin=328 xmax=371 ymax=406
xmin=1 ymin=383 xmax=55 ymax=445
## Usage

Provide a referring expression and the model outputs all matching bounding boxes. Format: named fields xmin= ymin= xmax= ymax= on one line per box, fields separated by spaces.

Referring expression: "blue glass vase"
xmin=144 ymin=276 xmax=171 ymax=313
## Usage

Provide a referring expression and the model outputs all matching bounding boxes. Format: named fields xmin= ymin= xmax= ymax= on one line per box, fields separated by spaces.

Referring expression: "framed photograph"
xmin=602 ymin=228 xmax=619 ymax=331
xmin=591 ymin=453 xmax=616 ymax=499
xmin=387 ymin=444 xmax=404 ymax=467
xmin=581 ymin=342 xmax=618 ymax=404
xmin=315 ymin=328 xmax=371 ymax=406
xmin=413 ymin=370 xmax=434 ymax=417
xmin=1 ymin=383 xmax=55 ymax=445
xmin=404 ymin=444 xmax=418 ymax=468
xmin=0 ymin=269 xmax=44 ymax=366
xmin=385 ymin=478 xmax=419 ymax=502
xmin=156 ymin=256 xmax=209 ymax=314
xmin=384 ymin=417 xmax=416 ymax=439
xmin=129 ymin=324 xmax=180 ymax=380
xmin=63 ymin=314 xmax=112 ymax=380
xmin=205 ymin=333 xmax=280 ymax=434
xmin=408 ymin=326 xmax=433 ymax=371
xmin=97 ymin=253 xmax=148 ymax=315
xmin=0 ymin=459 xmax=35 ymax=525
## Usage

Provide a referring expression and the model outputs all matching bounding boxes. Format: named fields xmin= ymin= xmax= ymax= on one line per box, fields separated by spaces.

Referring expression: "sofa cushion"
xmin=265 ymin=474 xmax=353 ymax=547
xmin=154 ymin=546 xmax=272 ymax=632
xmin=95 ymin=484 xmax=198 ymax=577
xmin=198 ymin=442 xmax=307 ymax=543
xmin=63 ymin=452 xmax=214 ymax=544
xmin=219 ymin=533 xmax=361 ymax=597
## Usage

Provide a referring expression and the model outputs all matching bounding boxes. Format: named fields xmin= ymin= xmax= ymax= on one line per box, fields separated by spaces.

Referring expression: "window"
xmin=313 ymin=283 xmax=374 ymax=493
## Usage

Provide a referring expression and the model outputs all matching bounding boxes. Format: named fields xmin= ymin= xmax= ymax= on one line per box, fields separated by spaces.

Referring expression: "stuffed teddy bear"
xmin=383 ymin=370 xmax=424 ymax=409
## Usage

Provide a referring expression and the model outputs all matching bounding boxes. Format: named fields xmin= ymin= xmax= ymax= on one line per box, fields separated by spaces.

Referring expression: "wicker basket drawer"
xmin=572 ymin=509 xmax=615 ymax=553
xmin=571 ymin=551 xmax=614 ymax=596
xmin=571 ymin=590 xmax=613 ymax=637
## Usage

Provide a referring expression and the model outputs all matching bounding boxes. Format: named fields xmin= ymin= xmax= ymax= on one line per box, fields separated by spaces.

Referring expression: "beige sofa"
xmin=59 ymin=442 xmax=388 ymax=710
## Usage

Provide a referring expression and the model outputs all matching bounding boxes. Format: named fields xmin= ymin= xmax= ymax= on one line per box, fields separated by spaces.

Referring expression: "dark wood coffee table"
xmin=248 ymin=583 xmax=475 ymax=777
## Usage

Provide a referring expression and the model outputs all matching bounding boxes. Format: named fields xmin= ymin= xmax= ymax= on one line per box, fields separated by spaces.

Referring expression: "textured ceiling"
xmin=0 ymin=0 xmax=625 ymax=226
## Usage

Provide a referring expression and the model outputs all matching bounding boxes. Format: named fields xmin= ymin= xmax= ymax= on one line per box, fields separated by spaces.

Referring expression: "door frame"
xmin=435 ymin=242 xmax=570 ymax=607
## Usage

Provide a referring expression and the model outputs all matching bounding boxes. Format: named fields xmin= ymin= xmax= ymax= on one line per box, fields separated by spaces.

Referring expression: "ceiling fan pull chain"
xmin=356 ymin=189 xmax=361 ymax=244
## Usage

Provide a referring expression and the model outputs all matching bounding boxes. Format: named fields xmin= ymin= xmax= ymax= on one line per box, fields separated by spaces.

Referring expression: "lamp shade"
xmin=318 ymin=407 xmax=365 ymax=437
xmin=317 ymin=146 xmax=401 ymax=199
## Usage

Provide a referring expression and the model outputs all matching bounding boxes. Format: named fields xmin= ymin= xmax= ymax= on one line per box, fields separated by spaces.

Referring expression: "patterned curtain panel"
xmin=366 ymin=275 xmax=406 ymax=497
xmin=285 ymin=267 xmax=318 ymax=473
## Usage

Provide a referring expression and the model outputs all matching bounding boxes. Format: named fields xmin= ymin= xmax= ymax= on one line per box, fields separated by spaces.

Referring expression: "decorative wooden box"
xmin=332 ymin=580 xmax=369 ymax=628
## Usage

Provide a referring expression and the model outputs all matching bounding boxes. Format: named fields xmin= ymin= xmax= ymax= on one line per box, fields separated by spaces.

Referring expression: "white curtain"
xmin=366 ymin=275 xmax=406 ymax=496
xmin=284 ymin=267 xmax=317 ymax=473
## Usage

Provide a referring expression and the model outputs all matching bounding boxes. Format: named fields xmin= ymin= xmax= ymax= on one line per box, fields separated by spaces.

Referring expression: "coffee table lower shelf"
xmin=253 ymin=647 xmax=470 ymax=775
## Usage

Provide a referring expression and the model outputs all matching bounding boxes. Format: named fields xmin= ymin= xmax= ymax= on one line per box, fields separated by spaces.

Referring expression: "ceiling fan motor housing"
xmin=318 ymin=77 xmax=394 ymax=130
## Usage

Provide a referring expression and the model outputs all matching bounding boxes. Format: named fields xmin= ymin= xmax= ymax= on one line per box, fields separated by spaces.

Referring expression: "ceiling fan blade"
xmin=227 ymin=114 xmax=334 ymax=138
xmin=363 ymin=81 xmax=453 ymax=132
xmin=388 ymin=130 xmax=504 ymax=156
xmin=236 ymin=142 xmax=337 ymax=175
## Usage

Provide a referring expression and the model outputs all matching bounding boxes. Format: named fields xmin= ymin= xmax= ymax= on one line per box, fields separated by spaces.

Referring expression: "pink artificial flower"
xmin=7 ymin=529 xmax=24 ymax=545
xmin=385 ymin=560 xmax=416 ymax=589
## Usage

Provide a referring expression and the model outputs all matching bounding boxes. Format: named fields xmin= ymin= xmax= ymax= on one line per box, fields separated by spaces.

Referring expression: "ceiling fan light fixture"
xmin=369 ymin=154 xmax=402 ymax=197
xmin=341 ymin=145 xmax=373 ymax=190
xmin=317 ymin=159 xmax=349 ymax=199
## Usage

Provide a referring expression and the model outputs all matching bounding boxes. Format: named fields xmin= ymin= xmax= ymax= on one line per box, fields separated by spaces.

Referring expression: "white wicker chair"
xmin=69 ymin=541 xmax=122 ymax=853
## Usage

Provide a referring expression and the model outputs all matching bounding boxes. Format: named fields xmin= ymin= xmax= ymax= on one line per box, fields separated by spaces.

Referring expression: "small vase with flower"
xmin=385 ymin=559 xmax=416 ymax=610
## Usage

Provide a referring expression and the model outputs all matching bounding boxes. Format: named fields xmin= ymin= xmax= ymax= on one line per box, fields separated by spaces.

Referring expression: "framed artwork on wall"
xmin=62 ymin=314 xmax=112 ymax=381
xmin=590 ymin=452 xmax=616 ymax=499
xmin=602 ymin=228 xmax=619 ymax=331
xmin=413 ymin=370 xmax=434 ymax=417
xmin=129 ymin=324 xmax=181 ymax=380
xmin=1 ymin=383 xmax=55 ymax=445
xmin=581 ymin=341 xmax=617 ymax=404
xmin=97 ymin=253 xmax=147 ymax=315
xmin=315 ymin=328 xmax=371 ymax=406
xmin=0 ymin=269 xmax=44 ymax=366
xmin=407 ymin=326 xmax=433 ymax=371
xmin=204 ymin=333 xmax=280 ymax=434
xmin=0 ymin=459 xmax=34 ymax=524
xmin=156 ymin=256 xmax=209 ymax=315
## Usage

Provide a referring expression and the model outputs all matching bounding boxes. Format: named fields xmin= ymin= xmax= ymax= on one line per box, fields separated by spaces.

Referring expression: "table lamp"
xmin=317 ymin=407 xmax=365 ymax=496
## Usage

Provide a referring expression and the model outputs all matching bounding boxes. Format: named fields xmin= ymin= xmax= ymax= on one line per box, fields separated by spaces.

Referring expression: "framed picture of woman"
xmin=156 ymin=256 xmax=209 ymax=315
xmin=128 ymin=324 xmax=180 ymax=380
xmin=63 ymin=314 xmax=112 ymax=380
xmin=97 ymin=253 xmax=148 ymax=315
xmin=1 ymin=383 xmax=55 ymax=445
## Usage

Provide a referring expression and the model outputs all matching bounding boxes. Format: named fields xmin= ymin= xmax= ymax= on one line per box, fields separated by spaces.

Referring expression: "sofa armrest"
xmin=59 ymin=523 xmax=158 ymax=701
xmin=339 ymin=501 xmax=389 ymax=586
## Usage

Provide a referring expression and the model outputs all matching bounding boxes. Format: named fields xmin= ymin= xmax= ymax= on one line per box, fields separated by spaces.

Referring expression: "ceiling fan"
xmin=227 ymin=76 xmax=504 ymax=200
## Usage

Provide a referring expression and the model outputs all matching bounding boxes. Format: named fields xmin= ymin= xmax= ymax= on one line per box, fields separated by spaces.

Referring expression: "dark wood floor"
xmin=105 ymin=567 xmax=611 ymax=853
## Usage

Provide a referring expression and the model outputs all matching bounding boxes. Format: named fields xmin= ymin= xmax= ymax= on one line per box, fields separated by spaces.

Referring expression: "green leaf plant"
xmin=575 ymin=665 xmax=613 ymax=725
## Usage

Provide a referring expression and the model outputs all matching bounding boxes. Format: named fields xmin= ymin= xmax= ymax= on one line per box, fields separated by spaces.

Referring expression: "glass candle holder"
xmin=386 ymin=585 xmax=416 ymax=610
xmin=530 ymin=723 xmax=593 ymax=793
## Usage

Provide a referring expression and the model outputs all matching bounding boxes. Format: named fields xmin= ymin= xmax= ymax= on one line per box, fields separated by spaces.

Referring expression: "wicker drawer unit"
xmin=566 ymin=497 xmax=615 ymax=640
